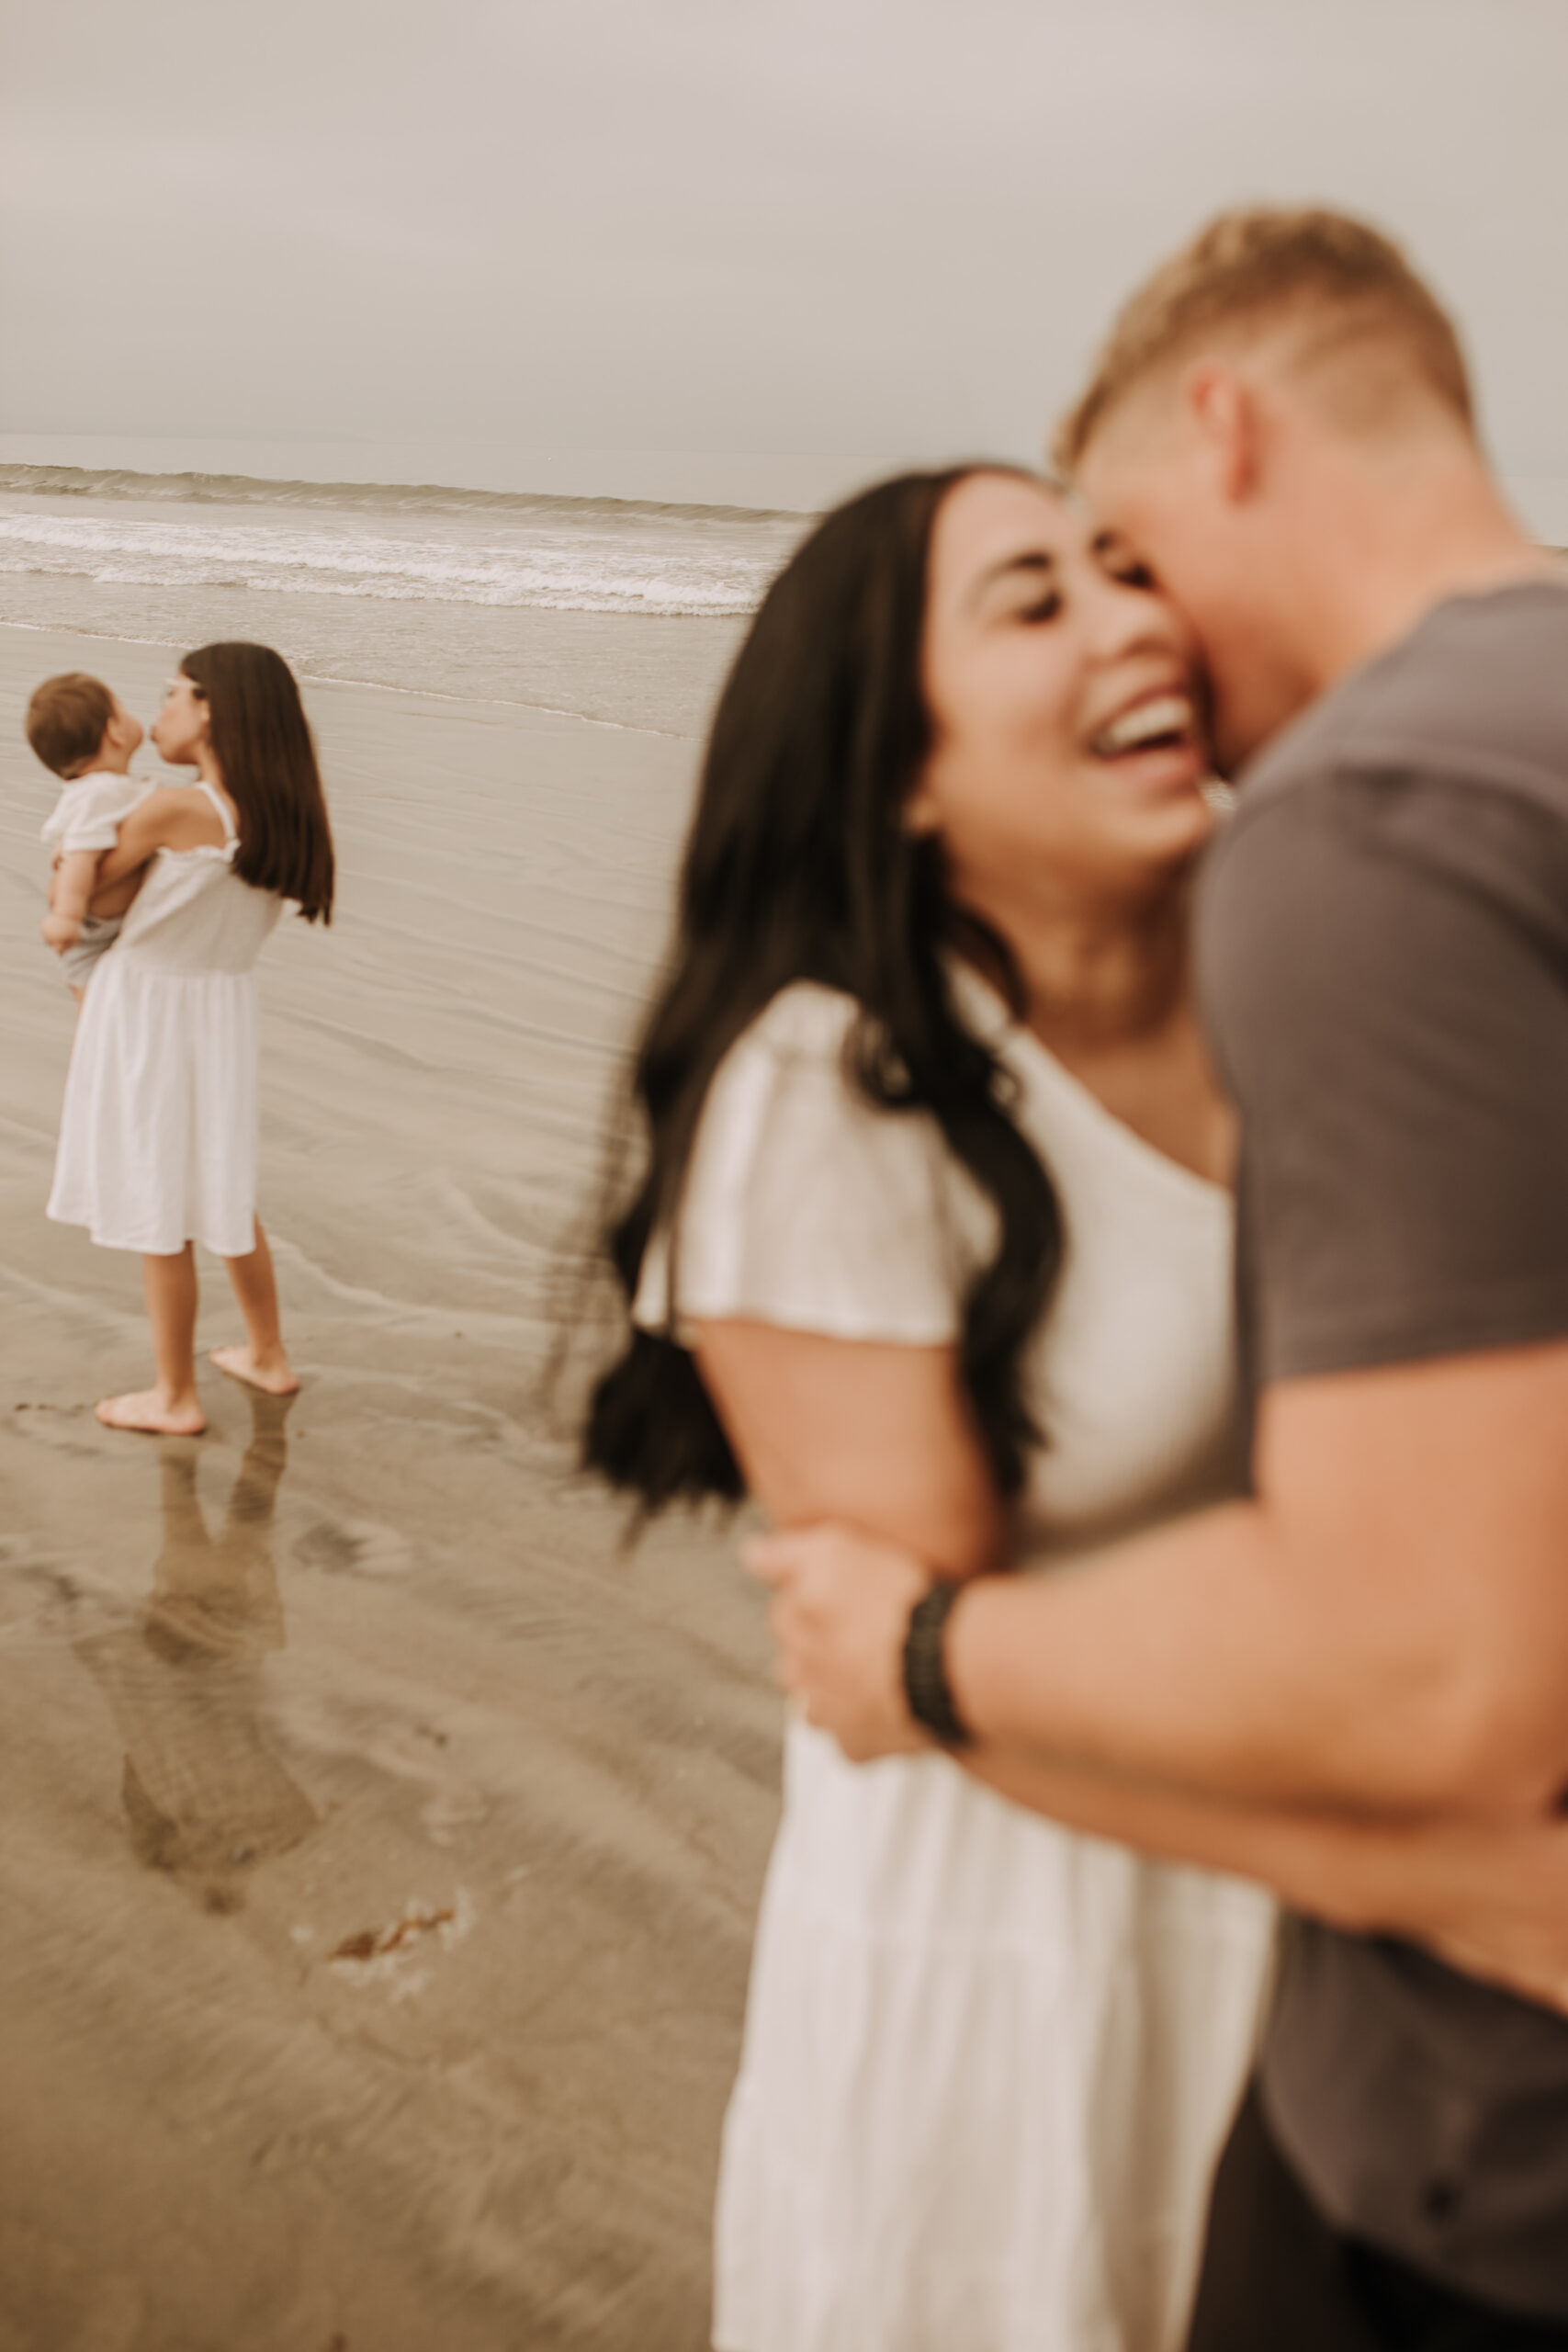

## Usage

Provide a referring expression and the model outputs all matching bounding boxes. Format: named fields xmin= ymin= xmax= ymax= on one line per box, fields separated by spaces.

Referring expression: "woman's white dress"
xmin=48 ymin=781 xmax=282 ymax=1258
xmin=636 ymin=976 xmax=1277 ymax=2352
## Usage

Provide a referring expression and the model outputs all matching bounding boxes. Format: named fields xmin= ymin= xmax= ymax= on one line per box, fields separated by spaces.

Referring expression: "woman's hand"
xmin=41 ymin=910 xmax=81 ymax=953
xmin=745 ymin=1524 xmax=934 ymax=1759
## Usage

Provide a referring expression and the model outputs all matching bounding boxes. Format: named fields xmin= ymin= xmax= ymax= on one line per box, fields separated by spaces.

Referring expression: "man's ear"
xmin=1182 ymin=363 xmax=1259 ymax=503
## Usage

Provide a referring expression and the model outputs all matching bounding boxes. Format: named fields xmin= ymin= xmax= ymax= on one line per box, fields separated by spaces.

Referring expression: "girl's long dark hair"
xmin=183 ymin=642 xmax=335 ymax=922
xmin=581 ymin=468 xmax=1062 ymax=1515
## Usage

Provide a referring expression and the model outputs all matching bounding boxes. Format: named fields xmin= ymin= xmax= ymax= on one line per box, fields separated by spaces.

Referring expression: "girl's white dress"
xmin=636 ymin=976 xmax=1277 ymax=2352
xmin=48 ymin=781 xmax=283 ymax=1258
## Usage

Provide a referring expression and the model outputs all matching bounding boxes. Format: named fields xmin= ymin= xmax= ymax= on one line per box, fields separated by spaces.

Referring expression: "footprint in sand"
xmin=294 ymin=1518 xmax=414 ymax=1579
xmin=10 ymin=1400 xmax=107 ymax=1462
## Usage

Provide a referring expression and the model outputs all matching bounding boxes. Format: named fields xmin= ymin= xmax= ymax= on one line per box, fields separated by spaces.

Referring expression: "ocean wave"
xmin=0 ymin=507 xmax=784 ymax=619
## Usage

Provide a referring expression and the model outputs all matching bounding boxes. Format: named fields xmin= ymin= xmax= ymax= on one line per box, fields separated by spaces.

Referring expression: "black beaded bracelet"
xmin=901 ymin=1580 xmax=973 ymax=1747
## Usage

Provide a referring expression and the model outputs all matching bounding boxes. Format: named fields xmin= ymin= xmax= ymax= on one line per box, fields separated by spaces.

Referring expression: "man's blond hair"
xmin=1055 ymin=206 xmax=1475 ymax=474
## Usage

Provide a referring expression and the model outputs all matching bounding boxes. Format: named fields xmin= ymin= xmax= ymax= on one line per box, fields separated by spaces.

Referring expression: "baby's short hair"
xmin=26 ymin=672 xmax=117 ymax=777
xmin=1055 ymin=206 xmax=1474 ymax=474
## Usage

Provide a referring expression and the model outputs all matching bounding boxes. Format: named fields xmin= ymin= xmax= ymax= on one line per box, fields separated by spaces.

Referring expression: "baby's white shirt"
xmin=41 ymin=770 xmax=152 ymax=857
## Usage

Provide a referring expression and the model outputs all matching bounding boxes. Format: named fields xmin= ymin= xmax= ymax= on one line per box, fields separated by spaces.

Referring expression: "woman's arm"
xmin=753 ymin=1519 xmax=1568 ymax=2011
xmin=690 ymin=1318 xmax=1004 ymax=1580
xmin=96 ymin=787 xmax=226 ymax=885
xmin=42 ymin=848 xmax=98 ymax=947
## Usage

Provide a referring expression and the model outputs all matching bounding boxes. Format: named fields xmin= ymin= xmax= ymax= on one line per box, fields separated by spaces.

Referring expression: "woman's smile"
xmin=1082 ymin=683 xmax=1206 ymax=797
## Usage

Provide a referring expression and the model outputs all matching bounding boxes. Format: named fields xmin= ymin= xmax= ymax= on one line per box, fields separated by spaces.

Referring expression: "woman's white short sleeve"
xmin=633 ymin=983 xmax=991 ymax=1346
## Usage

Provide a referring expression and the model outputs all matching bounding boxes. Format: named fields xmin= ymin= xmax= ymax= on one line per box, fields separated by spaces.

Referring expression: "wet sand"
xmin=0 ymin=628 xmax=777 ymax=2350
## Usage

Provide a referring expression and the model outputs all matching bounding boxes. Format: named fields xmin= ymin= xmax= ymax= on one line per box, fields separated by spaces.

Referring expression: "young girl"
xmin=48 ymin=641 xmax=334 ymax=1435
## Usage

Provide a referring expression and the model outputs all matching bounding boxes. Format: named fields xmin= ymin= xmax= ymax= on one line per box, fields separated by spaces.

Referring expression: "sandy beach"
xmin=0 ymin=627 xmax=777 ymax=2349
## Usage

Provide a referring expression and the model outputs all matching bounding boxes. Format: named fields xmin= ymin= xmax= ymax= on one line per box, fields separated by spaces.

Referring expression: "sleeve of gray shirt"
xmin=1198 ymin=763 xmax=1568 ymax=1385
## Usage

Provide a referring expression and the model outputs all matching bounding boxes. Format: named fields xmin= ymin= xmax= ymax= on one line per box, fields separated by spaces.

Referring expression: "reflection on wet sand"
xmin=1 ymin=633 xmax=777 ymax=2351
xmin=75 ymin=1395 xmax=316 ymax=1910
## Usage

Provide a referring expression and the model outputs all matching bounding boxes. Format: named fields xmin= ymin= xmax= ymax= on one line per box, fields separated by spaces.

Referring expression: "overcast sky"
xmin=5 ymin=0 xmax=1568 ymax=516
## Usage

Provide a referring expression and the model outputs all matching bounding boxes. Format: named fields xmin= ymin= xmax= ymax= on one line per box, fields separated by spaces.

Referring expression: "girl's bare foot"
xmin=96 ymin=1388 xmax=207 ymax=1436
xmin=209 ymin=1345 xmax=299 ymax=1396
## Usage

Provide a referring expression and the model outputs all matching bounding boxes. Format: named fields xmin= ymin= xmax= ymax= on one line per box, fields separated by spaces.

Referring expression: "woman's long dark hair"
xmin=183 ymin=642 xmax=335 ymax=922
xmin=582 ymin=468 xmax=1062 ymax=1515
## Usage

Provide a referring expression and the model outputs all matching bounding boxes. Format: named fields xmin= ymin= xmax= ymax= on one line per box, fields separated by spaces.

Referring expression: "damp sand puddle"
xmin=0 ymin=628 xmax=777 ymax=2351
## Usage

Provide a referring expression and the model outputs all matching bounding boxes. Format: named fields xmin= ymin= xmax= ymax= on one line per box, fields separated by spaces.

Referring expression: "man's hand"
xmin=1405 ymin=1811 xmax=1568 ymax=2016
xmin=744 ymin=1524 xmax=934 ymax=1760
xmin=41 ymin=910 xmax=81 ymax=953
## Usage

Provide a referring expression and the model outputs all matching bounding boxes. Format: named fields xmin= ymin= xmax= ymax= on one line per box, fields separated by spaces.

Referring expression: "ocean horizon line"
xmin=0 ymin=431 xmax=935 ymax=517
xmin=0 ymin=459 xmax=818 ymax=529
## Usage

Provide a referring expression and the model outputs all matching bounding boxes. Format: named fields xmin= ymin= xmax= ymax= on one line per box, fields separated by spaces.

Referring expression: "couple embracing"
xmin=584 ymin=208 xmax=1568 ymax=2351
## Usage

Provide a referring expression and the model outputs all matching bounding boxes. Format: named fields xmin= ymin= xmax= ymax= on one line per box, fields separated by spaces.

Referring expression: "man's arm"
xmin=967 ymin=1747 xmax=1568 ymax=2014
xmin=709 ymin=1317 xmax=1568 ymax=1825
xmin=752 ymin=1500 xmax=1568 ymax=2009
xmin=964 ymin=1338 xmax=1568 ymax=1810
xmin=755 ymin=1337 xmax=1568 ymax=1815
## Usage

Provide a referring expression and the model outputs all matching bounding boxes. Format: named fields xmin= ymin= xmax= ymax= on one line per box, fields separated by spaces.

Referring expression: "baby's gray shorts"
xmin=60 ymin=914 xmax=123 ymax=989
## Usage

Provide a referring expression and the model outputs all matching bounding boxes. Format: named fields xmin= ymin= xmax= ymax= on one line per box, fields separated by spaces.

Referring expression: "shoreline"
xmin=0 ymin=616 xmax=696 ymax=740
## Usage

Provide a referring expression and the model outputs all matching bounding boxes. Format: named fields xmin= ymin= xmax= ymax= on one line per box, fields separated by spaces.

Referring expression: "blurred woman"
xmin=582 ymin=467 xmax=1274 ymax=2351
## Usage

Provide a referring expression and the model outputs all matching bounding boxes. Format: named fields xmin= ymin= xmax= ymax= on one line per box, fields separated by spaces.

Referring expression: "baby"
xmin=28 ymin=672 xmax=152 ymax=1001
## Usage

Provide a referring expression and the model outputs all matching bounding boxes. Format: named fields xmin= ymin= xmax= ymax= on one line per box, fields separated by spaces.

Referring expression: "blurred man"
xmin=755 ymin=209 xmax=1568 ymax=2350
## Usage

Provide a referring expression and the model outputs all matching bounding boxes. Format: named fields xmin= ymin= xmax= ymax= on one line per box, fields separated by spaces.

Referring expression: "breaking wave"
xmin=0 ymin=467 xmax=805 ymax=619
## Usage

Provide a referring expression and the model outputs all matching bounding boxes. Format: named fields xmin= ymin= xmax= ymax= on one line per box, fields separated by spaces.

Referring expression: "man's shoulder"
xmin=1235 ymin=578 xmax=1568 ymax=831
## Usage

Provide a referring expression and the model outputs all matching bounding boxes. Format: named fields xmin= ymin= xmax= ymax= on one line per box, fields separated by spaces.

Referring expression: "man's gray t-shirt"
xmin=1196 ymin=578 xmax=1568 ymax=2321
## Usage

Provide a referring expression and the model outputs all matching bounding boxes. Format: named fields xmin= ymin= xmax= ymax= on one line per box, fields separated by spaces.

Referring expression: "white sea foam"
xmin=0 ymin=504 xmax=784 ymax=618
